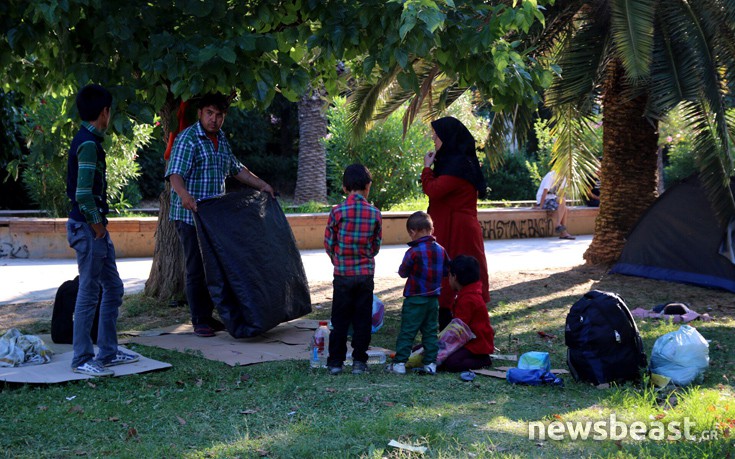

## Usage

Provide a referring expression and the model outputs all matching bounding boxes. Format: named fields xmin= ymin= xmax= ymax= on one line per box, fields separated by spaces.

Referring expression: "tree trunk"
xmin=584 ymin=60 xmax=659 ymax=265
xmin=293 ymin=87 xmax=327 ymax=204
xmin=144 ymin=92 xmax=185 ymax=300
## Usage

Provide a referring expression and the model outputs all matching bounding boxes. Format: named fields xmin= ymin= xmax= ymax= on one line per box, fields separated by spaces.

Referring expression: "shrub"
xmin=484 ymin=151 xmax=537 ymax=201
xmin=19 ymin=96 xmax=152 ymax=216
xmin=324 ymin=97 xmax=433 ymax=210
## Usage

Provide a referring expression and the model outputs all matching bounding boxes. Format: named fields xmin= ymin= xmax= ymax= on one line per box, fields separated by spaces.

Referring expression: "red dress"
xmin=421 ymin=167 xmax=490 ymax=309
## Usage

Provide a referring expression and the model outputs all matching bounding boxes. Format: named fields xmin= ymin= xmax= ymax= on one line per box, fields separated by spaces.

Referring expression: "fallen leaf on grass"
xmin=68 ymin=405 xmax=84 ymax=414
xmin=37 ymin=405 xmax=48 ymax=411
xmin=384 ymin=402 xmax=395 ymax=407
xmin=257 ymin=449 xmax=269 ymax=457
xmin=109 ymin=417 xmax=120 ymax=422
xmin=176 ymin=380 xmax=185 ymax=386
xmin=553 ymin=414 xmax=563 ymax=421
xmin=240 ymin=374 xmax=251 ymax=382
xmin=126 ymin=427 xmax=138 ymax=440
xmin=87 ymin=382 xmax=96 ymax=389
xmin=325 ymin=387 xmax=337 ymax=393
xmin=195 ymin=379 xmax=203 ymax=387
xmin=74 ymin=450 xmax=87 ymax=456
xmin=239 ymin=409 xmax=259 ymax=415
xmin=487 ymin=401 xmax=497 ymax=405
xmin=176 ymin=416 xmax=186 ymax=425
xmin=123 ymin=399 xmax=133 ymax=405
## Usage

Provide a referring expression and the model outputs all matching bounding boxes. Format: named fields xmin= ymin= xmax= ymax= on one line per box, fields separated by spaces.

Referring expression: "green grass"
xmin=2 ymin=274 xmax=734 ymax=458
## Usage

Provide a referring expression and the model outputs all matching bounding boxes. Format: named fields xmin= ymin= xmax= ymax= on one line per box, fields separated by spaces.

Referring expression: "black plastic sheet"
xmin=194 ymin=190 xmax=312 ymax=338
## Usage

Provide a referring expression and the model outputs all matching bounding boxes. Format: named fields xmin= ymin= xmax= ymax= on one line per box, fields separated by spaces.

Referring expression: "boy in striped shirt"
xmin=389 ymin=211 xmax=450 ymax=375
xmin=324 ymin=164 xmax=382 ymax=375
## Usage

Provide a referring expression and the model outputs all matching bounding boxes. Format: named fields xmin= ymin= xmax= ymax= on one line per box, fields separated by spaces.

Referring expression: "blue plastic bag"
xmin=518 ymin=351 xmax=551 ymax=372
xmin=507 ymin=368 xmax=563 ymax=386
xmin=650 ymin=325 xmax=709 ymax=386
xmin=371 ymin=295 xmax=385 ymax=333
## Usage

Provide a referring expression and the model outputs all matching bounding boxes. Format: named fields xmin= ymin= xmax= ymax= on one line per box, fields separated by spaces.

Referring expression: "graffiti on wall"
xmin=0 ymin=242 xmax=29 ymax=259
xmin=480 ymin=217 xmax=554 ymax=240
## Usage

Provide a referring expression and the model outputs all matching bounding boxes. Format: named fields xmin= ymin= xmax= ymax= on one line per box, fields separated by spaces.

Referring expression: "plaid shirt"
xmin=398 ymin=235 xmax=450 ymax=297
xmin=165 ymin=122 xmax=243 ymax=225
xmin=324 ymin=193 xmax=382 ymax=276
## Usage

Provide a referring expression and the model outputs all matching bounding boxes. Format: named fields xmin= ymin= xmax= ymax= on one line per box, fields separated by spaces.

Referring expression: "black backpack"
xmin=565 ymin=290 xmax=647 ymax=385
xmin=51 ymin=276 xmax=101 ymax=344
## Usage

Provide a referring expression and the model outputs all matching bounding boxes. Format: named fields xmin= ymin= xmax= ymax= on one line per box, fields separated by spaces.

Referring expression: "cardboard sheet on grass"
xmin=127 ymin=319 xmax=318 ymax=366
xmin=0 ymin=340 xmax=170 ymax=384
xmin=194 ymin=189 xmax=312 ymax=338
xmin=126 ymin=319 xmax=392 ymax=367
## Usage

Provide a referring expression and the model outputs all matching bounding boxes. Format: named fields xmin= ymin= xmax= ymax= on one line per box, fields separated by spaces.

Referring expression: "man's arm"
xmin=234 ymin=166 xmax=275 ymax=197
xmin=169 ymin=174 xmax=197 ymax=212
xmin=75 ymin=142 xmax=106 ymax=239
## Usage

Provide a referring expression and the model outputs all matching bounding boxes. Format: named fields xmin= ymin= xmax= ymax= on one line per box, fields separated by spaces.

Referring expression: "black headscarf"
xmin=430 ymin=117 xmax=487 ymax=199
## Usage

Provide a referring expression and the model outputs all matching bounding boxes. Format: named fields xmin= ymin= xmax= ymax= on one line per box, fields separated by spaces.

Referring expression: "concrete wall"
xmin=0 ymin=206 xmax=597 ymax=259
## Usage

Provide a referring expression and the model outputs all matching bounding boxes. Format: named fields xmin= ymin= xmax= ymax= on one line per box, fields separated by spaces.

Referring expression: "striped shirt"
xmin=324 ymin=193 xmax=382 ymax=276
xmin=70 ymin=121 xmax=107 ymax=224
xmin=165 ymin=122 xmax=244 ymax=225
xmin=398 ymin=235 xmax=450 ymax=297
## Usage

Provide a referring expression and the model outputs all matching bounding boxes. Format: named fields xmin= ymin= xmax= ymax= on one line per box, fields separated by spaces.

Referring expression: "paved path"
xmin=0 ymin=236 xmax=592 ymax=305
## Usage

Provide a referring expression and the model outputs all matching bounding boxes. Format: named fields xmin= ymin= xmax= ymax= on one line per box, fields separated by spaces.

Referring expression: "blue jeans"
xmin=66 ymin=220 xmax=124 ymax=368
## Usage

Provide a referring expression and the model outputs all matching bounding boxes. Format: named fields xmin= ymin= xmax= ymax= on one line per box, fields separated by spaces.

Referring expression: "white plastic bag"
xmin=649 ymin=325 xmax=709 ymax=386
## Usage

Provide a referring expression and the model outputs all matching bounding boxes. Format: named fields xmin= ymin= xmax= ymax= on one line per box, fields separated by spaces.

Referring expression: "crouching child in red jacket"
xmin=439 ymin=255 xmax=495 ymax=372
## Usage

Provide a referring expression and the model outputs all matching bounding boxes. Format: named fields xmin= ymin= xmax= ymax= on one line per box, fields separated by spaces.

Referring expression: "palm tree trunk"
xmin=294 ymin=87 xmax=327 ymax=204
xmin=584 ymin=60 xmax=659 ymax=265
xmin=144 ymin=91 xmax=185 ymax=300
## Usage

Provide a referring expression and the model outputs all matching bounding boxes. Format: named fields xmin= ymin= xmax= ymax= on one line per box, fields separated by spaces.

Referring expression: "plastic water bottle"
xmin=310 ymin=321 xmax=330 ymax=368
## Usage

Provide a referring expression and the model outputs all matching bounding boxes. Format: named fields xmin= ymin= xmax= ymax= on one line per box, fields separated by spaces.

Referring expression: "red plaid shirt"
xmin=398 ymin=235 xmax=450 ymax=297
xmin=324 ymin=193 xmax=382 ymax=276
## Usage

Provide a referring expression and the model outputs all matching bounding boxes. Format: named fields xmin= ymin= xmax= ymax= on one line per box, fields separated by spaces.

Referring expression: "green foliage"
xmin=0 ymin=89 xmax=23 ymax=175
xmin=19 ymin=97 xmax=152 ymax=216
xmin=484 ymin=151 xmax=537 ymax=201
xmin=660 ymin=107 xmax=699 ymax=188
xmin=223 ymin=98 xmax=300 ymax=195
xmin=135 ymin=137 xmax=166 ymax=200
xmin=325 ymin=97 xmax=432 ymax=210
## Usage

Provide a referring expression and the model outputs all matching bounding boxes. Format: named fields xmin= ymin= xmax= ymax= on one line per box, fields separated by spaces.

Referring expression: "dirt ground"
xmin=3 ymin=264 xmax=732 ymax=335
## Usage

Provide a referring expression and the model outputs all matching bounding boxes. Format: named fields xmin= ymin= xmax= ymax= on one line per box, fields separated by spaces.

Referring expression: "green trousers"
xmin=394 ymin=296 xmax=439 ymax=364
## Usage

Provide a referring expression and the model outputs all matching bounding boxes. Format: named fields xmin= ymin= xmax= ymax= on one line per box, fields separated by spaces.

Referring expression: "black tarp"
xmin=193 ymin=189 xmax=312 ymax=338
xmin=611 ymin=175 xmax=735 ymax=292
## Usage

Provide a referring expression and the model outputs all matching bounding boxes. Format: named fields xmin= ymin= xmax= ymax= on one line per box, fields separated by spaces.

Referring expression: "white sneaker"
xmin=387 ymin=362 xmax=406 ymax=375
xmin=104 ymin=350 xmax=140 ymax=367
xmin=73 ymin=360 xmax=114 ymax=377
xmin=423 ymin=363 xmax=437 ymax=374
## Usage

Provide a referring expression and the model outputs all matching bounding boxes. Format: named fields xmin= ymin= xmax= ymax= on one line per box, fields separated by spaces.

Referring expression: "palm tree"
xmin=294 ymin=86 xmax=328 ymax=205
xmin=347 ymin=0 xmax=735 ymax=265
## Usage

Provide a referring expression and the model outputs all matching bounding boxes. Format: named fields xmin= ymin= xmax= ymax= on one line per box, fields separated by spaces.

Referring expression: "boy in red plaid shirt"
xmin=389 ymin=211 xmax=450 ymax=375
xmin=324 ymin=164 xmax=382 ymax=375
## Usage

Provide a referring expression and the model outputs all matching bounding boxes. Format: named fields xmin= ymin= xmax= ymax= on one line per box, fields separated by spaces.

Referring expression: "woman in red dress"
xmin=422 ymin=117 xmax=490 ymax=329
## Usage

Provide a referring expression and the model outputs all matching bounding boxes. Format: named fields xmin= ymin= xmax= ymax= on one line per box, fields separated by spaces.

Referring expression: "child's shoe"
xmin=415 ymin=362 xmax=436 ymax=375
xmin=328 ymin=365 xmax=343 ymax=375
xmin=352 ymin=361 xmax=368 ymax=375
xmin=387 ymin=362 xmax=406 ymax=375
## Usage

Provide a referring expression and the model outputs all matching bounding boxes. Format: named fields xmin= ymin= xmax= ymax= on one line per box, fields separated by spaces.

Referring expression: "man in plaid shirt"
xmin=389 ymin=211 xmax=450 ymax=375
xmin=324 ymin=164 xmax=382 ymax=375
xmin=165 ymin=93 xmax=274 ymax=337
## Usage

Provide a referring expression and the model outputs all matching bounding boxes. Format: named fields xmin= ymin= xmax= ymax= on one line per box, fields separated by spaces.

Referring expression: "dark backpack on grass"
xmin=51 ymin=276 xmax=101 ymax=344
xmin=565 ymin=290 xmax=647 ymax=385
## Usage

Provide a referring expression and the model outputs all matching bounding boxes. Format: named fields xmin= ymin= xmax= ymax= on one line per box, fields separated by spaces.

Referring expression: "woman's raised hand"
xmin=424 ymin=150 xmax=436 ymax=168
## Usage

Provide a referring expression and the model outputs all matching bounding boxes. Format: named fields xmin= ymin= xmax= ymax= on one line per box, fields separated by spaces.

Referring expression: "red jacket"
xmin=451 ymin=280 xmax=495 ymax=355
xmin=421 ymin=168 xmax=490 ymax=308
